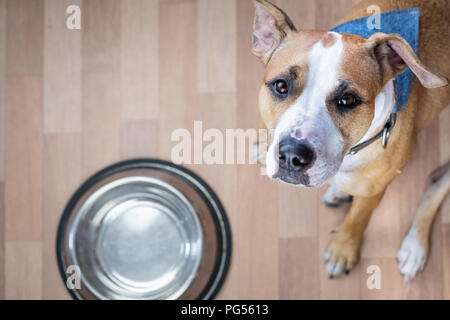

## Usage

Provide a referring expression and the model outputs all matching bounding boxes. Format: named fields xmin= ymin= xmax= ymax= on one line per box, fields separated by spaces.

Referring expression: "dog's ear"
xmin=367 ymin=33 xmax=448 ymax=89
xmin=252 ymin=0 xmax=297 ymax=64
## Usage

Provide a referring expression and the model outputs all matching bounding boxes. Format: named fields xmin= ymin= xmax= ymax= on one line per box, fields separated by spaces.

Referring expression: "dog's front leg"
xmin=325 ymin=192 xmax=384 ymax=278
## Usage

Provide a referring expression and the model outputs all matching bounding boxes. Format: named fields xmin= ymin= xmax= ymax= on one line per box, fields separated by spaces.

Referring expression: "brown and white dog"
xmin=252 ymin=0 xmax=450 ymax=280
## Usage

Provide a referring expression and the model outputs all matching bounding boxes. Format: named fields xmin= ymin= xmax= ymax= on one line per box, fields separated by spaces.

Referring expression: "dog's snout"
xmin=278 ymin=138 xmax=315 ymax=171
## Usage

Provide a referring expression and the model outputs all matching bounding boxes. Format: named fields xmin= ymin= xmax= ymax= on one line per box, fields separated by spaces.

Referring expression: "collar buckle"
xmin=349 ymin=113 xmax=397 ymax=155
xmin=382 ymin=113 xmax=397 ymax=148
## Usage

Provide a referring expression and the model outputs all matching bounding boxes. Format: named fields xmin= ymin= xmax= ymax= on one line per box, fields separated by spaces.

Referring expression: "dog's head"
xmin=253 ymin=0 xmax=448 ymax=187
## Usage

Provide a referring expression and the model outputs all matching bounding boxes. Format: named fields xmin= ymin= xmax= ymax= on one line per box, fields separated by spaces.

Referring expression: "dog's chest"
xmin=339 ymin=154 xmax=363 ymax=172
xmin=333 ymin=153 xmax=371 ymax=194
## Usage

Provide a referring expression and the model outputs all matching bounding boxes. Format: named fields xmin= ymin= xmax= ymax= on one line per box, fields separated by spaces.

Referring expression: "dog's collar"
xmin=332 ymin=8 xmax=419 ymax=155
xmin=348 ymin=113 xmax=397 ymax=155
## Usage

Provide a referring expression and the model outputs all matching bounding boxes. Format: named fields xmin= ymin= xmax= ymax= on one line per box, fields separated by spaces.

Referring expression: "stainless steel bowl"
xmin=57 ymin=159 xmax=231 ymax=300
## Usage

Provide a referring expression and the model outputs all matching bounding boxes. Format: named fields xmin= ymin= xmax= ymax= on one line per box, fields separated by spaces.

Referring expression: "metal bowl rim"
xmin=56 ymin=158 xmax=232 ymax=300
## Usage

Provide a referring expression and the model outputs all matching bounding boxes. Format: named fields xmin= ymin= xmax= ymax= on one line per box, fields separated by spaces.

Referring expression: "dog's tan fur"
xmin=253 ymin=0 xmax=450 ymax=278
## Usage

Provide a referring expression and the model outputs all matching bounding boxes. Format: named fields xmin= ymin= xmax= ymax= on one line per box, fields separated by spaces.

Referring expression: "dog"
xmin=252 ymin=0 xmax=450 ymax=280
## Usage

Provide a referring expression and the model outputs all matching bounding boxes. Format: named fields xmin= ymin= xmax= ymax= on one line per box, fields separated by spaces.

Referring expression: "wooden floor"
xmin=0 ymin=0 xmax=449 ymax=300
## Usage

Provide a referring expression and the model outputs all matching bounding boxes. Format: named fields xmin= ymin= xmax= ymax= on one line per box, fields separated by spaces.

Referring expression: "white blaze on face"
xmin=266 ymin=32 xmax=345 ymax=186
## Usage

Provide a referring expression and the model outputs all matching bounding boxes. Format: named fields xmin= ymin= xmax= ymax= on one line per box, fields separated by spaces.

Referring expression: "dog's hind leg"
xmin=397 ymin=161 xmax=450 ymax=281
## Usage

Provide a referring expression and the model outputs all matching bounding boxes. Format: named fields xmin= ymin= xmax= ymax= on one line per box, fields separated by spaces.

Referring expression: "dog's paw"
xmin=324 ymin=231 xmax=362 ymax=278
xmin=397 ymin=228 xmax=427 ymax=281
xmin=322 ymin=185 xmax=353 ymax=208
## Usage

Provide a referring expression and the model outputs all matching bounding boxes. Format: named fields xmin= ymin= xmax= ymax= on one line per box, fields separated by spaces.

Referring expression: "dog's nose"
xmin=278 ymin=138 xmax=315 ymax=171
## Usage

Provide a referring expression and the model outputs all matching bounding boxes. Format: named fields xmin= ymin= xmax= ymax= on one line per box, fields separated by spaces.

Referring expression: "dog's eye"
xmin=272 ymin=79 xmax=289 ymax=97
xmin=337 ymin=93 xmax=359 ymax=109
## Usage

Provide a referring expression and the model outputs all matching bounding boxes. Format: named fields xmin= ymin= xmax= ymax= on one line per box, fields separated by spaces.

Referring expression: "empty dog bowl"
xmin=56 ymin=159 xmax=231 ymax=300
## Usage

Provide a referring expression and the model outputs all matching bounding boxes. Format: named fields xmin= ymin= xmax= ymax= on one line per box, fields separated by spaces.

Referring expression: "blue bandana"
xmin=332 ymin=8 xmax=420 ymax=113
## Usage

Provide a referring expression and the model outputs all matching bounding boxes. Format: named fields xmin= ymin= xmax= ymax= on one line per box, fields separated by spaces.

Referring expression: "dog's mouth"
xmin=273 ymin=170 xmax=312 ymax=187
xmin=270 ymin=156 xmax=342 ymax=188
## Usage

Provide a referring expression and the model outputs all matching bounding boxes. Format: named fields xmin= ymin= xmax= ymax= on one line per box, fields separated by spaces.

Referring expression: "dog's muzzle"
xmin=274 ymin=137 xmax=316 ymax=186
